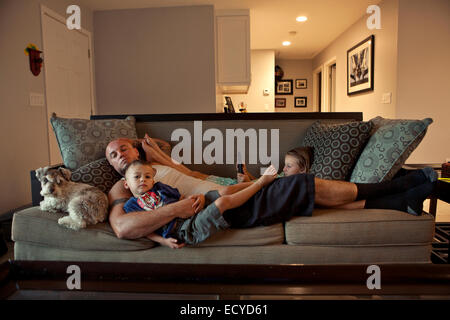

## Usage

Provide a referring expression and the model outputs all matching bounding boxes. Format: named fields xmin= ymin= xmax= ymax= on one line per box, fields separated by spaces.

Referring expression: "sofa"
xmin=11 ymin=112 xmax=435 ymax=265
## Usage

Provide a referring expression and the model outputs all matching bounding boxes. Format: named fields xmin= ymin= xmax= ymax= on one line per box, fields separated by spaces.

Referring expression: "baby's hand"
xmin=161 ymin=237 xmax=185 ymax=249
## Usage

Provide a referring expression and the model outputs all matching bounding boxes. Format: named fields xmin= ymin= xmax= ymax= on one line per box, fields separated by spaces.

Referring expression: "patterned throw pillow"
xmin=71 ymin=158 xmax=122 ymax=194
xmin=350 ymin=117 xmax=433 ymax=183
xmin=302 ymin=121 xmax=373 ymax=180
xmin=50 ymin=115 xmax=138 ymax=170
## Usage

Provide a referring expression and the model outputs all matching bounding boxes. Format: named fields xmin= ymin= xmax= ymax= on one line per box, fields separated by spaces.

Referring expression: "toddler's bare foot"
xmin=256 ymin=165 xmax=277 ymax=187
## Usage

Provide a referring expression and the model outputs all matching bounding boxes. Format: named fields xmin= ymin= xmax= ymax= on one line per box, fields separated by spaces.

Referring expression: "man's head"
xmin=123 ymin=160 xmax=155 ymax=197
xmin=106 ymin=138 xmax=140 ymax=176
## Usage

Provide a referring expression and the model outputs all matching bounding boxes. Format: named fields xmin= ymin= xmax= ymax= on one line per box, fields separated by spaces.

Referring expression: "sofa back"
xmin=92 ymin=112 xmax=362 ymax=178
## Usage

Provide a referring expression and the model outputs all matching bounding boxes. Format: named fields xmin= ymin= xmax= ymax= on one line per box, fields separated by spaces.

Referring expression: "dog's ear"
xmin=35 ymin=167 xmax=43 ymax=180
xmin=35 ymin=166 xmax=49 ymax=180
xmin=58 ymin=167 xmax=72 ymax=181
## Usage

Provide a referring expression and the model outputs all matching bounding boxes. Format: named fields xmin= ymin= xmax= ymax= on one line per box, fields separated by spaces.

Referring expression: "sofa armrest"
xmin=30 ymin=163 xmax=65 ymax=206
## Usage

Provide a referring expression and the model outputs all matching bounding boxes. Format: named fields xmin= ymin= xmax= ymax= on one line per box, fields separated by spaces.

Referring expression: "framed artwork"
xmin=347 ymin=35 xmax=374 ymax=95
xmin=295 ymin=79 xmax=307 ymax=89
xmin=275 ymin=98 xmax=286 ymax=108
xmin=275 ymin=79 xmax=293 ymax=95
xmin=294 ymin=96 xmax=307 ymax=108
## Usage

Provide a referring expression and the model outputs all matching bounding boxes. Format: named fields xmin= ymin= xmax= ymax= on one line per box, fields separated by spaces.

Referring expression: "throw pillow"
xmin=50 ymin=115 xmax=138 ymax=170
xmin=302 ymin=121 xmax=373 ymax=180
xmin=350 ymin=117 xmax=433 ymax=183
xmin=71 ymin=158 xmax=122 ymax=194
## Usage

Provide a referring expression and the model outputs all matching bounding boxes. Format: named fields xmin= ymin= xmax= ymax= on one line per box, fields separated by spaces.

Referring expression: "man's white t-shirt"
xmin=152 ymin=165 xmax=220 ymax=196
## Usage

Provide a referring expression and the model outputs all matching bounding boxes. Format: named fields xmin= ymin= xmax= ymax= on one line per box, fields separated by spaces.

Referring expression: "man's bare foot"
xmin=256 ymin=165 xmax=277 ymax=187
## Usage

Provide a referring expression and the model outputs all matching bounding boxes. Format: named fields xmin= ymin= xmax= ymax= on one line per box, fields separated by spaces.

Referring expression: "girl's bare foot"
xmin=256 ymin=165 xmax=277 ymax=187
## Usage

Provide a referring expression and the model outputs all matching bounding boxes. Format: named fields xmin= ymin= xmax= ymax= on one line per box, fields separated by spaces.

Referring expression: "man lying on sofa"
xmin=105 ymin=136 xmax=436 ymax=240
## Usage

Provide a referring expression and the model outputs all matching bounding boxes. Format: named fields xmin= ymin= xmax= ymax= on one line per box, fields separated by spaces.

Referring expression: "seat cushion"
xmin=12 ymin=207 xmax=284 ymax=251
xmin=285 ymin=208 xmax=435 ymax=246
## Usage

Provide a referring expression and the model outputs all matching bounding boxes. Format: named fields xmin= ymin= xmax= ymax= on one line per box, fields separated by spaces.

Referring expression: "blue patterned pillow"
xmin=350 ymin=117 xmax=433 ymax=183
xmin=71 ymin=158 xmax=122 ymax=194
xmin=51 ymin=115 xmax=137 ymax=170
xmin=302 ymin=121 xmax=373 ymax=180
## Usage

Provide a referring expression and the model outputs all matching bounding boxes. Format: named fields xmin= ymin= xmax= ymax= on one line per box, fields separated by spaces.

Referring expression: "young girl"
xmin=207 ymin=146 xmax=313 ymax=185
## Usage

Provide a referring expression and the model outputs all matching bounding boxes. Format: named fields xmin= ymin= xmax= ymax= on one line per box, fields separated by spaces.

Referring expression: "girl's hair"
xmin=286 ymin=146 xmax=313 ymax=173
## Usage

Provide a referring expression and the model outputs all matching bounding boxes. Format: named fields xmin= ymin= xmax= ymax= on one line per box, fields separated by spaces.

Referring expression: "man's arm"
xmin=108 ymin=180 xmax=197 ymax=239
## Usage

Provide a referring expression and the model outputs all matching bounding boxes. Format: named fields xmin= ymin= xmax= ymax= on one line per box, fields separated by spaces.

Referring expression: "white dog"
xmin=36 ymin=166 xmax=109 ymax=230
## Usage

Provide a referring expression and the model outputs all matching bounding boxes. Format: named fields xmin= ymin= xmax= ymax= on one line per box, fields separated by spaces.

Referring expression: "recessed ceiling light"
xmin=296 ymin=16 xmax=308 ymax=22
xmin=282 ymin=41 xmax=291 ymax=46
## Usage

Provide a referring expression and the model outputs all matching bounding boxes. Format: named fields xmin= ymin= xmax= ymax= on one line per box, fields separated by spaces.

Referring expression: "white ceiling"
xmin=80 ymin=0 xmax=382 ymax=59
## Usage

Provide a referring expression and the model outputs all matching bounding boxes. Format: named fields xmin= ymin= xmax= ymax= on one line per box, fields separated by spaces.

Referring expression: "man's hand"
xmin=188 ymin=194 xmax=205 ymax=213
xmin=174 ymin=198 xmax=198 ymax=218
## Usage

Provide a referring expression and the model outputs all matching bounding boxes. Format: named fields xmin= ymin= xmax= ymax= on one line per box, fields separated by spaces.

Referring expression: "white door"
xmin=41 ymin=7 xmax=94 ymax=165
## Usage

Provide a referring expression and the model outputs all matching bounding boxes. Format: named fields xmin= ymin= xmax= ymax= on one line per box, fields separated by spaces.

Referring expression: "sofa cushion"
xmin=285 ymin=208 xmax=434 ymax=246
xmin=50 ymin=115 xmax=138 ymax=170
xmin=12 ymin=207 xmax=155 ymax=251
xmin=350 ymin=117 xmax=433 ymax=183
xmin=302 ymin=121 xmax=372 ymax=180
xmin=71 ymin=157 xmax=122 ymax=194
xmin=12 ymin=207 xmax=284 ymax=251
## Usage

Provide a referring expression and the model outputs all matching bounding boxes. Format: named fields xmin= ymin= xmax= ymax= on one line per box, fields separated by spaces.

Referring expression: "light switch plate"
xmin=29 ymin=92 xmax=45 ymax=106
xmin=381 ymin=92 xmax=392 ymax=104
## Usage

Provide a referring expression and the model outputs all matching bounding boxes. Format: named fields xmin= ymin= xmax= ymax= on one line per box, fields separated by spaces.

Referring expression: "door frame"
xmin=40 ymin=5 xmax=96 ymax=163
xmin=322 ymin=57 xmax=337 ymax=113
xmin=312 ymin=65 xmax=323 ymax=112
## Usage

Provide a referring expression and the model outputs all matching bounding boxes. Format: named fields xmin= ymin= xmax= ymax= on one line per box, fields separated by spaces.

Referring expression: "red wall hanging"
xmin=25 ymin=43 xmax=43 ymax=76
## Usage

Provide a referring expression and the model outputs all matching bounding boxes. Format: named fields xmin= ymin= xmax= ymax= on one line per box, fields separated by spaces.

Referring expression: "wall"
xmin=396 ymin=0 xmax=450 ymax=163
xmin=0 ymin=0 xmax=93 ymax=216
xmin=94 ymin=6 xmax=216 ymax=115
xmin=221 ymin=50 xmax=274 ymax=113
xmin=312 ymin=0 xmax=399 ymax=121
xmin=274 ymin=59 xmax=313 ymax=112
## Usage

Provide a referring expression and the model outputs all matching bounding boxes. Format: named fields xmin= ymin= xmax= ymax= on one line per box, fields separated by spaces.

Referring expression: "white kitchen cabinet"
xmin=216 ymin=10 xmax=251 ymax=93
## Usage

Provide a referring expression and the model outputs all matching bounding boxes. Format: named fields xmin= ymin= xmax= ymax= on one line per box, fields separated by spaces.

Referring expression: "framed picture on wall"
xmin=295 ymin=79 xmax=307 ymax=89
xmin=275 ymin=98 xmax=286 ymax=108
xmin=347 ymin=35 xmax=374 ymax=95
xmin=294 ymin=96 xmax=307 ymax=108
xmin=275 ymin=79 xmax=293 ymax=95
